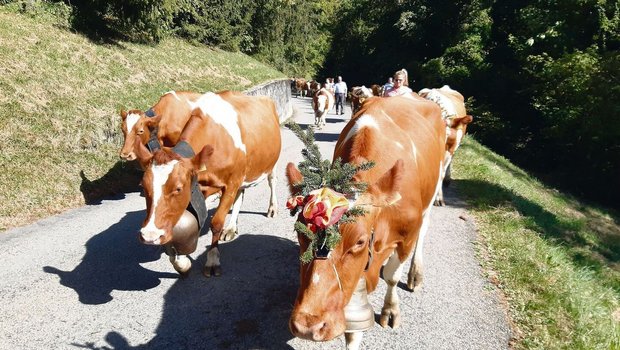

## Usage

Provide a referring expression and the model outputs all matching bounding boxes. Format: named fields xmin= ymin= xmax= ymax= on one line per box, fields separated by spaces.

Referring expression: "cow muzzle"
xmin=289 ymin=312 xmax=333 ymax=341
xmin=119 ymin=151 xmax=136 ymax=161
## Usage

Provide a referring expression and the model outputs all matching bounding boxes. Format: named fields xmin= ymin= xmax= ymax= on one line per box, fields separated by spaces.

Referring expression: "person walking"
xmin=334 ymin=76 xmax=348 ymax=115
xmin=382 ymin=77 xmax=394 ymax=94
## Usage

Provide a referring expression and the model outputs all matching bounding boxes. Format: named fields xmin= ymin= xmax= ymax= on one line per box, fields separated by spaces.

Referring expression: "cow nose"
xmin=120 ymin=151 xmax=136 ymax=161
xmin=139 ymin=228 xmax=165 ymax=245
xmin=290 ymin=314 xmax=327 ymax=341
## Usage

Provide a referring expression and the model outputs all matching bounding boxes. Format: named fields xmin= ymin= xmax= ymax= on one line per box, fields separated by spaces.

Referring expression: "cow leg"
xmin=221 ymin=189 xmax=245 ymax=242
xmin=204 ymin=189 xmax=239 ymax=277
xmin=345 ymin=331 xmax=364 ymax=350
xmin=266 ymin=170 xmax=278 ymax=218
xmin=407 ymin=204 xmax=434 ymax=291
xmin=380 ymin=251 xmax=404 ymax=328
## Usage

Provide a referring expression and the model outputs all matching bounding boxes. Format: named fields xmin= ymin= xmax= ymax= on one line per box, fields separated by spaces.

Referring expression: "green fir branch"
xmin=286 ymin=120 xmax=375 ymax=263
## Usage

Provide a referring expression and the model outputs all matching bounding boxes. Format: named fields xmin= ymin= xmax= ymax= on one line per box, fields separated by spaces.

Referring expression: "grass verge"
xmin=453 ymin=136 xmax=620 ymax=349
xmin=0 ymin=4 xmax=284 ymax=231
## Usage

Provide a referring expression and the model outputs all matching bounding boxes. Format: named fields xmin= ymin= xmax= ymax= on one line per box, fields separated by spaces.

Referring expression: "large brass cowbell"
xmin=344 ymin=276 xmax=374 ymax=332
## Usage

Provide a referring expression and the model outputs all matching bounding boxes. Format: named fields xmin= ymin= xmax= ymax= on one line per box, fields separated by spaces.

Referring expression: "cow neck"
xmin=172 ymin=141 xmax=208 ymax=233
xmin=145 ymin=107 xmax=161 ymax=152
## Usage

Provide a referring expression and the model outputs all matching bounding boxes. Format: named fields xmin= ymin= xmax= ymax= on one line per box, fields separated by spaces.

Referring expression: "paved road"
xmin=0 ymin=97 xmax=511 ymax=349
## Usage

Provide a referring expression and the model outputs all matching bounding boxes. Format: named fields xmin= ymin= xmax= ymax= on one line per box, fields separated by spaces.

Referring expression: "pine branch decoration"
xmin=285 ymin=120 xmax=375 ymax=263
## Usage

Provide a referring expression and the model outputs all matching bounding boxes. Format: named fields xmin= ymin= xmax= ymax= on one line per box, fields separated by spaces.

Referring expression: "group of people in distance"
xmin=317 ymin=68 xmax=413 ymax=115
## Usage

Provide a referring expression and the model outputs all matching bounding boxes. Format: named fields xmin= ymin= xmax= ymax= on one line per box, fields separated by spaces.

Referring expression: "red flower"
xmin=286 ymin=195 xmax=305 ymax=210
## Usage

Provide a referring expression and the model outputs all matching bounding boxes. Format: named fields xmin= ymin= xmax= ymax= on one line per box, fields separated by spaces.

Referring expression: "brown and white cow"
xmin=312 ymin=87 xmax=335 ymax=129
xmin=418 ymin=85 xmax=473 ymax=205
xmin=286 ymin=95 xmax=445 ymax=349
xmin=119 ymin=91 xmax=202 ymax=168
xmin=139 ymin=91 xmax=281 ymax=276
xmin=295 ymin=78 xmax=309 ymax=98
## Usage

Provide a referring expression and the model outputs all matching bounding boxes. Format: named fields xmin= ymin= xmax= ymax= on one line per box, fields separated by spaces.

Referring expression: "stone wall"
xmin=244 ymin=78 xmax=293 ymax=123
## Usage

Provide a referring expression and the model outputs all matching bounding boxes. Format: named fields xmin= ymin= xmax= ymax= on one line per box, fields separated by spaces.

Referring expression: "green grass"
xmin=452 ymin=136 xmax=620 ymax=349
xmin=0 ymin=4 xmax=284 ymax=230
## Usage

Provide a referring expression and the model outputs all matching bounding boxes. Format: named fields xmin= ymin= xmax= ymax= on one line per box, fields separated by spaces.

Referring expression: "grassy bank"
xmin=452 ymin=137 xmax=620 ymax=349
xmin=0 ymin=5 xmax=284 ymax=231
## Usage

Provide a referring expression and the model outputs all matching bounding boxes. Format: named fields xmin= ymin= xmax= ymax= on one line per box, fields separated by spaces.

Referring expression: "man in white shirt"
xmin=334 ymin=76 xmax=348 ymax=115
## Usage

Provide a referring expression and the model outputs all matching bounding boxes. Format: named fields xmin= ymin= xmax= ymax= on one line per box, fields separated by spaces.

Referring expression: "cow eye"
xmin=137 ymin=128 xmax=144 ymax=135
xmin=356 ymin=238 xmax=366 ymax=247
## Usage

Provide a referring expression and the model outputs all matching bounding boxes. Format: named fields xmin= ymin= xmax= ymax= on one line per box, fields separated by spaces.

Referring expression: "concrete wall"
xmin=244 ymin=78 xmax=293 ymax=123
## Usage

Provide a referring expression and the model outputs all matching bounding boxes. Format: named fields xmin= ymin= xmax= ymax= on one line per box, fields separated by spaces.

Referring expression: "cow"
xmin=418 ymin=85 xmax=473 ymax=205
xmin=349 ymin=86 xmax=374 ymax=115
xmin=138 ymin=91 xmax=281 ymax=276
xmin=295 ymin=78 xmax=309 ymax=98
xmin=312 ymin=87 xmax=335 ymax=128
xmin=309 ymin=80 xmax=321 ymax=96
xmin=119 ymin=91 xmax=202 ymax=168
xmin=286 ymin=95 xmax=446 ymax=349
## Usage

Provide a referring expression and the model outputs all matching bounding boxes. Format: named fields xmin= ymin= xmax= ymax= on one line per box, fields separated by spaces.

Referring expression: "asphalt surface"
xmin=0 ymin=97 xmax=512 ymax=350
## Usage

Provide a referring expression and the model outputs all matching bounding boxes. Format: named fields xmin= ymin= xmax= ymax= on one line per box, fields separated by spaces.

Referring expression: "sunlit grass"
xmin=453 ymin=136 xmax=620 ymax=349
xmin=0 ymin=5 xmax=284 ymax=230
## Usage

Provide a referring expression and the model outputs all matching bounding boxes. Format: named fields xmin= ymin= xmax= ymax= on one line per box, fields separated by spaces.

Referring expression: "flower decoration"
xmin=285 ymin=121 xmax=375 ymax=263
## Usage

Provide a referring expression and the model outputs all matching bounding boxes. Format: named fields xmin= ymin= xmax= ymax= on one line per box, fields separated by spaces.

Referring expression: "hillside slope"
xmin=0 ymin=6 xmax=284 ymax=231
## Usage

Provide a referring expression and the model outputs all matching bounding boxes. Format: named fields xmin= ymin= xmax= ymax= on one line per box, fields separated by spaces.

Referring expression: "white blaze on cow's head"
xmin=119 ymin=109 xmax=160 ymax=161
xmin=285 ymin=159 xmax=404 ymax=341
xmin=139 ymin=146 xmax=212 ymax=245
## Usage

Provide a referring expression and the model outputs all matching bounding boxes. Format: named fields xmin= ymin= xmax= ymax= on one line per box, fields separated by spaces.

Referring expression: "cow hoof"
xmin=379 ymin=308 xmax=401 ymax=329
xmin=433 ymin=198 xmax=445 ymax=206
xmin=407 ymin=271 xmax=424 ymax=292
xmin=267 ymin=207 xmax=277 ymax=218
xmin=203 ymin=264 xmax=222 ymax=277
xmin=220 ymin=228 xmax=238 ymax=241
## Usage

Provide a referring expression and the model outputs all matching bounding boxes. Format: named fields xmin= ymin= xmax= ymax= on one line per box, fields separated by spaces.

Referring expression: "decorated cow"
xmin=284 ymin=94 xmax=446 ymax=349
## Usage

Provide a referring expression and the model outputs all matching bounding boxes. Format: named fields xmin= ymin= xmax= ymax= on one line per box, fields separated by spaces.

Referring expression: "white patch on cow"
xmin=141 ymin=160 xmax=178 ymax=242
xmin=126 ymin=113 xmax=141 ymax=133
xmin=455 ymin=129 xmax=464 ymax=151
xmin=164 ymin=90 xmax=181 ymax=101
xmin=189 ymin=92 xmax=246 ymax=153
xmin=341 ymin=114 xmax=379 ymax=146
xmin=410 ymin=140 xmax=418 ymax=166
xmin=312 ymin=273 xmax=320 ymax=285
xmin=395 ymin=141 xmax=404 ymax=149
xmin=241 ymin=173 xmax=267 ymax=189
xmin=318 ymin=95 xmax=327 ymax=111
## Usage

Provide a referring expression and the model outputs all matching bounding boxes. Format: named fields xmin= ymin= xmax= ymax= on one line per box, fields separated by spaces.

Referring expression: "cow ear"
xmin=453 ymin=115 xmax=473 ymax=126
xmin=194 ymin=145 xmax=214 ymax=172
xmin=144 ymin=114 xmax=162 ymax=129
xmin=285 ymin=162 xmax=304 ymax=196
xmin=120 ymin=109 xmax=127 ymax=120
xmin=370 ymin=159 xmax=404 ymax=206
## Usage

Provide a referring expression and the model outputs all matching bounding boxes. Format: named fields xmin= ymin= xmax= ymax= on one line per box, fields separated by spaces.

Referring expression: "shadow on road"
xmin=43 ymin=209 xmax=176 ymax=305
xmin=73 ymin=234 xmax=300 ymax=349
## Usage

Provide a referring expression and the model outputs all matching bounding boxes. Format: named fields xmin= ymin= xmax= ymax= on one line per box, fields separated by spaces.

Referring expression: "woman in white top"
xmin=383 ymin=69 xmax=413 ymax=97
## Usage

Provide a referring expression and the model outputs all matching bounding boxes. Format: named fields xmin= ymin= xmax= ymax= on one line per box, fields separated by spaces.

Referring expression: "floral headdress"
xmin=285 ymin=121 xmax=374 ymax=263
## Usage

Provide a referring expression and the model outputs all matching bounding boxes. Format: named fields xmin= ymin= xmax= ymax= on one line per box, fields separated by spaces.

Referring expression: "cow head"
xmin=286 ymin=159 xmax=403 ymax=341
xmin=139 ymin=145 xmax=212 ymax=245
xmin=119 ymin=109 xmax=160 ymax=161
xmin=445 ymin=115 xmax=473 ymax=156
